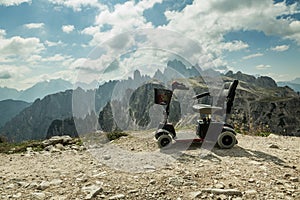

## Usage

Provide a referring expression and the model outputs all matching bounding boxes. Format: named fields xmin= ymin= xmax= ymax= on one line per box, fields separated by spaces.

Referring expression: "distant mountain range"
xmin=0 ymin=79 xmax=72 ymax=102
xmin=277 ymin=78 xmax=300 ymax=92
xmin=0 ymin=79 xmax=100 ymax=102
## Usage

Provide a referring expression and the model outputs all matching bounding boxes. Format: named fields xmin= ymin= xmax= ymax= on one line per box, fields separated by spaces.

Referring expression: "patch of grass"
xmin=75 ymin=138 xmax=83 ymax=146
xmin=106 ymin=131 xmax=128 ymax=141
xmin=0 ymin=140 xmax=43 ymax=154
xmin=255 ymin=132 xmax=273 ymax=137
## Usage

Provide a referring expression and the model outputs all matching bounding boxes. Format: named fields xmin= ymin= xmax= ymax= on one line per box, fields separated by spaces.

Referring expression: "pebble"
xmin=31 ymin=192 xmax=46 ymax=200
xmin=201 ymin=188 xmax=243 ymax=196
xmin=128 ymin=189 xmax=138 ymax=194
xmin=232 ymin=198 xmax=243 ymax=200
xmin=189 ymin=191 xmax=202 ymax=199
xmin=269 ymin=144 xmax=280 ymax=149
xmin=284 ymin=173 xmax=292 ymax=178
xmin=168 ymin=177 xmax=184 ymax=186
xmin=28 ymin=181 xmax=39 ymax=189
xmin=12 ymin=192 xmax=22 ymax=198
xmin=82 ymin=185 xmax=103 ymax=200
xmin=55 ymin=143 xmax=65 ymax=151
xmin=289 ymin=177 xmax=299 ymax=182
xmin=245 ymin=189 xmax=257 ymax=195
xmin=217 ymin=194 xmax=228 ymax=200
xmin=268 ymin=134 xmax=280 ymax=138
xmin=215 ymin=183 xmax=225 ymax=189
xmin=38 ymin=181 xmax=50 ymax=190
xmin=103 ymin=155 xmax=111 ymax=160
xmin=143 ymin=165 xmax=156 ymax=171
xmin=248 ymin=161 xmax=262 ymax=166
xmin=109 ymin=194 xmax=125 ymax=200
xmin=248 ymin=178 xmax=255 ymax=183
xmin=6 ymin=183 xmax=15 ymax=189
xmin=50 ymin=179 xmax=63 ymax=185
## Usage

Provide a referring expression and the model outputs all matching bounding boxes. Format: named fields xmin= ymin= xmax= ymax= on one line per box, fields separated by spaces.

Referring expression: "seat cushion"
xmin=192 ymin=104 xmax=223 ymax=114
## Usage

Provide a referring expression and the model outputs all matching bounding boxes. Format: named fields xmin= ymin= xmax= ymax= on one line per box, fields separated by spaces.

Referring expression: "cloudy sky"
xmin=0 ymin=0 xmax=300 ymax=90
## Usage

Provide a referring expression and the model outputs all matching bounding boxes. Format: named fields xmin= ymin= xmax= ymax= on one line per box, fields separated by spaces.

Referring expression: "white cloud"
xmin=243 ymin=53 xmax=264 ymax=60
xmin=0 ymin=0 xmax=31 ymax=6
xmin=0 ymin=64 xmax=31 ymax=88
xmin=24 ymin=23 xmax=44 ymax=29
xmin=0 ymin=29 xmax=6 ymax=38
xmin=49 ymin=0 xmax=105 ymax=12
xmin=0 ymin=70 xmax=12 ymax=79
xmin=0 ymin=35 xmax=44 ymax=57
xmin=270 ymin=45 xmax=290 ymax=52
xmin=81 ymin=26 xmax=100 ymax=36
xmin=266 ymin=72 xmax=290 ymax=82
xmin=160 ymin=0 xmax=300 ymax=70
xmin=26 ymin=54 xmax=42 ymax=65
xmin=45 ymin=40 xmax=63 ymax=47
xmin=83 ymin=0 xmax=162 ymax=45
xmin=221 ymin=40 xmax=249 ymax=52
xmin=168 ymin=2 xmax=295 ymax=43
xmin=62 ymin=25 xmax=75 ymax=33
xmin=256 ymin=64 xmax=272 ymax=70
xmin=44 ymin=54 xmax=65 ymax=62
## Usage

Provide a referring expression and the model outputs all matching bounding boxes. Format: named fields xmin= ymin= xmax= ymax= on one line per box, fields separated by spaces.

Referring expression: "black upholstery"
xmin=226 ymin=80 xmax=239 ymax=114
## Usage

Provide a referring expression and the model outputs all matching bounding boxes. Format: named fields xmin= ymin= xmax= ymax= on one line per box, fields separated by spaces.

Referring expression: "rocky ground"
xmin=0 ymin=132 xmax=299 ymax=200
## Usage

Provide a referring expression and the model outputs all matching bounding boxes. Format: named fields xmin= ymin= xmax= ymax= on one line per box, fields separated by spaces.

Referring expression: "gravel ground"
xmin=0 ymin=132 xmax=299 ymax=200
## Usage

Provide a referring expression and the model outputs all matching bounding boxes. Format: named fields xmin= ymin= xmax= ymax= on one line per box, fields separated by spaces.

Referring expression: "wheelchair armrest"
xmin=192 ymin=92 xmax=210 ymax=99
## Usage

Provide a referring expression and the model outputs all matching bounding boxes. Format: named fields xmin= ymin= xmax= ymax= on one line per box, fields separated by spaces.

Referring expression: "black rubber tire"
xmin=217 ymin=131 xmax=236 ymax=149
xmin=157 ymin=134 xmax=172 ymax=148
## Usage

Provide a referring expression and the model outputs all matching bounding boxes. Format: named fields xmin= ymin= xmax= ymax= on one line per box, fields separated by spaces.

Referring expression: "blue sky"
xmin=0 ymin=0 xmax=300 ymax=90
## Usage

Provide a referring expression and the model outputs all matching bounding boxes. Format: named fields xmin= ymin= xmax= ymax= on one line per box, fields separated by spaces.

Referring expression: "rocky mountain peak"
xmin=225 ymin=71 xmax=277 ymax=88
xmin=256 ymin=76 xmax=277 ymax=88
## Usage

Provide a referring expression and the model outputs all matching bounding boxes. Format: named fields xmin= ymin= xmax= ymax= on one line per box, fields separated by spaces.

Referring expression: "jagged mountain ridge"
xmin=0 ymin=60 xmax=201 ymax=142
xmin=1 ymin=64 xmax=299 ymax=142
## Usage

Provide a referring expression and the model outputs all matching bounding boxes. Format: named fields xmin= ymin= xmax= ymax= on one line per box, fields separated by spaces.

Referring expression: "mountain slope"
xmin=0 ymin=87 xmax=20 ymax=101
xmin=0 ymin=99 xmax=30 ymax=128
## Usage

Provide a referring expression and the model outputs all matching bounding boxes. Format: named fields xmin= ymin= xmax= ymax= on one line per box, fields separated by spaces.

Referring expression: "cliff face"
xmin=0 ymin=90 xmax=74 ymax=142
xmin=46 ymin=118 xmax=79 ymax=139
xmin=225 ymin=73 xmax=300 ymax=136
xmin=230 ymin=96 xmax=300 ymax=136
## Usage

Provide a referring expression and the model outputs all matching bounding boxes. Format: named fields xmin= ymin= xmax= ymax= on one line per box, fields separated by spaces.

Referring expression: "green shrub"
xmin=0 ymin=140 xmax=43 ymax=154
xmin=256 ymin=132 xmax=272 ymax=137
xmin=106 ymin=131 xmax=128 ymax=141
